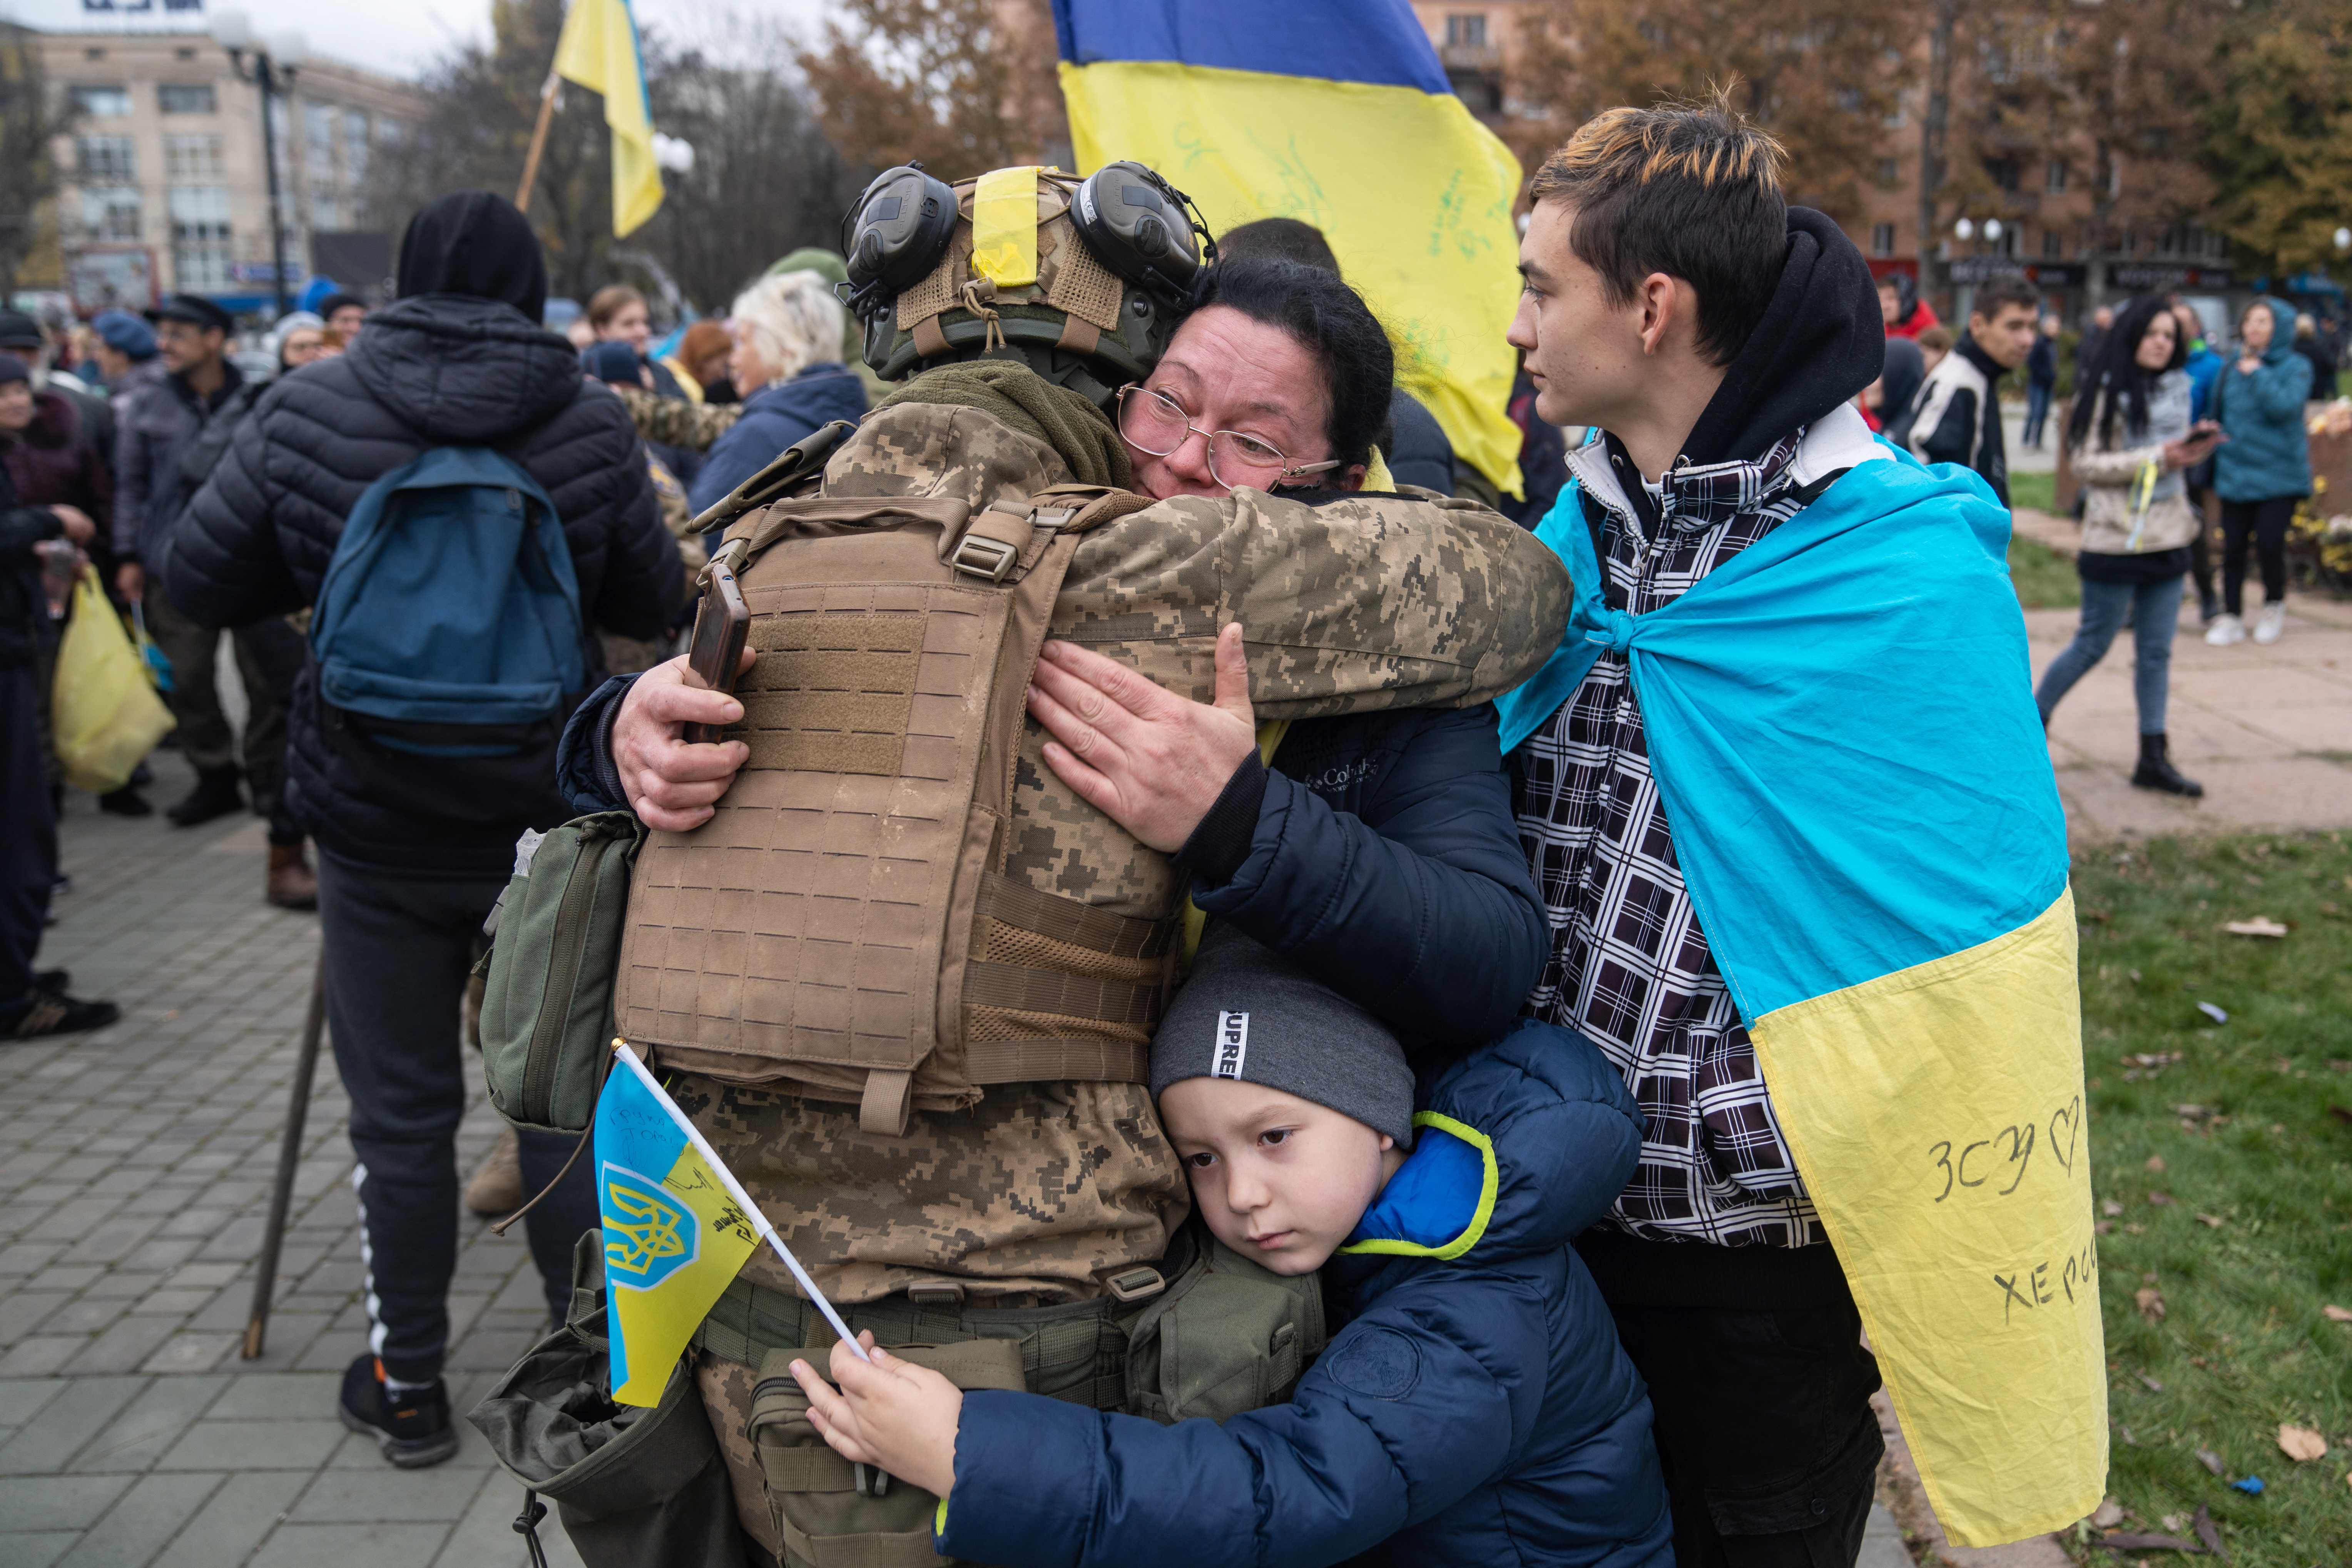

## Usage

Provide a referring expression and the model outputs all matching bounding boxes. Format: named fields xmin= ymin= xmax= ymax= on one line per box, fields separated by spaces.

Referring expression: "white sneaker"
xmin=2252 ymin=603 xmax=2286 ymax=645
xmin=2204 ymin=614 xmax=2246 ymax=646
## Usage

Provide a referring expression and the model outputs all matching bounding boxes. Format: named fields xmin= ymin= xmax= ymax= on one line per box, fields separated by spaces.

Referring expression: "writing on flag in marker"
xmin=595 ymin=1039 xmax=867 ymax=1406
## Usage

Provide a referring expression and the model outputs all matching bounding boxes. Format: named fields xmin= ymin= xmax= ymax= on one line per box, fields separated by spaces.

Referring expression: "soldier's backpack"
xmin=308 ymin=445 xmax=586 ymax=816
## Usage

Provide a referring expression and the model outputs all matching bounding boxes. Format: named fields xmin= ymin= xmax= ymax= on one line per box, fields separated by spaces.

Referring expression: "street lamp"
xmin=2335 ymin=226 xmax=2351 ymax=254
xmin=211 ymin=10 xmax=306 ymax=318
xmin=1954 ymin=217 xmax=1975 ymax=243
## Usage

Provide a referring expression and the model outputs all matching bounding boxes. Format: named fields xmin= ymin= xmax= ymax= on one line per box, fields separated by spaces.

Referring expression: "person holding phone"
xmin=2035 ymin=296 xmax=2223 ymax=796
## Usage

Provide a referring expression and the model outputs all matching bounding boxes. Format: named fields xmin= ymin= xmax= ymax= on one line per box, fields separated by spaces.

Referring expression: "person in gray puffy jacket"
xmin=2035 ymin=296 xmax=2223 ymax=797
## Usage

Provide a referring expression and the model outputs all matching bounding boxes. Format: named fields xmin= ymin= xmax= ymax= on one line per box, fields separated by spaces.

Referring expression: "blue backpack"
xmin=310 ymin=447 xmax=585 ymax=763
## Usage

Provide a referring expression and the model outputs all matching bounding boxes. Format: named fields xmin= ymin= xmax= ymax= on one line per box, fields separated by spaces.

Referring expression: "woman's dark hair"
xmin=1184 ymin=254 xmax=1393 ymax=473
xmin=2066 ymin=294 xmax=2183 ymax=452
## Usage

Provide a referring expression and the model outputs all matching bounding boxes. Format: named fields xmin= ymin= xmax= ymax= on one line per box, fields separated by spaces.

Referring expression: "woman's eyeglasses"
xmin=1116 ymin=386 xmax=1340 ymax=491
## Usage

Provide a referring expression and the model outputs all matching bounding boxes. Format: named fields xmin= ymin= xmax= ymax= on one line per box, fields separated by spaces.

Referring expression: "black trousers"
xmin=2219 ymin=495 xmax=2298 ymax=614
xmin=1580 ymin=1232 xmax=1884 ymax=1568
xmin=1 ymin=661 xmax=57 ymax=1003
xmin=318 ymin=855 xmax=598 ymax=1383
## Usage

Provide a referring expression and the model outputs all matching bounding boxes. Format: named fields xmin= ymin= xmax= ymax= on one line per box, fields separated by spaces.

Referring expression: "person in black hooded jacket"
xmin=165 ymin=192 xmax=677 ymax=1469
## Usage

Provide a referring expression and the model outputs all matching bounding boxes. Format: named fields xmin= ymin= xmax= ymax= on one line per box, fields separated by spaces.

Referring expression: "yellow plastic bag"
xmin=52 ymin=564 xmax=173 ymax=794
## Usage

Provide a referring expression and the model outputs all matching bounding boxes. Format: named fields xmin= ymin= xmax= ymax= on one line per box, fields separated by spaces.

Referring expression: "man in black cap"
xmin=316 ymin=292 xmax=368 ymax=339
xmin=0 ymin=309 xmax=118 ymax=479
xmin=113 ymin=292 xmax=284 ymax=833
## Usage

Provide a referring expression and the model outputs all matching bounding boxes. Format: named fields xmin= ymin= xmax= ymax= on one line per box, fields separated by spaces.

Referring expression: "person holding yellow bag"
xmin=0 ymin=426 xmax=121 ymax=1039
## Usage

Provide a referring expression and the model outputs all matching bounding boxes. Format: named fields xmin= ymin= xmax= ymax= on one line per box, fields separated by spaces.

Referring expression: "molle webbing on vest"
xmin=735 ymin=613 xmax=924 ymax=776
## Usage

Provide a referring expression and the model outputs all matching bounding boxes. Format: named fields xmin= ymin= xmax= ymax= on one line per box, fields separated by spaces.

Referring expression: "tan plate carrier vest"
xmin=615 ymin=434 xmax=1169 ymax=1137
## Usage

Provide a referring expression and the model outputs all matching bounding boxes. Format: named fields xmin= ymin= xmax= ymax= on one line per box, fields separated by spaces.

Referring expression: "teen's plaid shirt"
xmin=1515 ymin=430 xmax=1827 ymax=1248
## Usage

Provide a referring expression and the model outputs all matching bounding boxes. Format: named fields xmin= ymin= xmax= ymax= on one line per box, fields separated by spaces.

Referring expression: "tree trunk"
xmin=1919 ymin=0 xmax=1957 ymax=315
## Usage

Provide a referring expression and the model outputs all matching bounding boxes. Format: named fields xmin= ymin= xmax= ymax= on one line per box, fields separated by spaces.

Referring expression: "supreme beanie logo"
xmin=1212 ymin=1012 xmax=1250 ymax=1080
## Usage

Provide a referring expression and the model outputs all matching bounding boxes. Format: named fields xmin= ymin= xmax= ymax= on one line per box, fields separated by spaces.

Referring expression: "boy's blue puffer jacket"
xmin=685 ymin=361 xmax=869 ymax=515
xmin=939 ymin=1021 xmax=1676 ymax=1568
xmin=2212 ymin=297 xmax=2313 ymax=503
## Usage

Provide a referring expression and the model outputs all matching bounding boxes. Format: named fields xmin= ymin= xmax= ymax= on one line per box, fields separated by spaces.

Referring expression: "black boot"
xmin=2131 ymin=733 xmax=2203 ymax=798
xmin=167 ymin=766 xmax=245 ymax=827
xmin=97 ymin=785 xmax=153 ymax=817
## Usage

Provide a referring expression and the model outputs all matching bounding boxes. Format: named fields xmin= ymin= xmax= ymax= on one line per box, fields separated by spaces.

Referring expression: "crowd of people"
xmin=0 ymin=86 xmax=2343 ymax=1568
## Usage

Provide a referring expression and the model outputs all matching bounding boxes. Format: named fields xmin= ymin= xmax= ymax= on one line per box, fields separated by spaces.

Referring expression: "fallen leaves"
xmin=2138 ymin=1373 xmax=2165 ymax=1392
xmin=2221 ymin=916 xmax=2288 ymax=938
xmin=2104 ymin=1198 xmax=2127 ymax=1217
xmin=2090 ymin=1496 xmax=2124 ymax=1528
xmin=2195 ymin=1449 xmax=2225 ymax=1476
xmin=2146 ymin=1155 xmax=2168 ymax=1173
xmin=2137 ymin=1286 xmax=2168 ymax=1321
xmin=2124 ymin=1050 xmax=2187 ymax=1079
xmin=2323 ymin=1304 xmax=2352 ymax=1323
xmin=2196 ymin=1213 xmax=2226 ymax=1228
xmin=2148 ymin=1191 xmax=2175 ymax=1207
xmin=2277 ymin=1423 xmax=2328 ymax=1462
xmin=2191 ymin=1504 xmax=2223 ymax=1559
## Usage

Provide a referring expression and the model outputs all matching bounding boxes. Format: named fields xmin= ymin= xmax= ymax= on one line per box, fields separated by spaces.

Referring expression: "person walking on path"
xmin=2173 ymin=304 xmax=2226 ymax=622
xmin=2034 ymin=297 xmax=2221 ymax=797
xmin=2205 ymin=297 xmax=2312 ymax=647
xmin=0 ymin=426 xmax=119 ymax=1039
xmin=2021 ymin=312 xmax=2059 ymax=448
xmin=682 ymin=269 xmax=867 ymax=517
xmin=2292 ymin=312 xmax=2338 ymax=401
xmin=165 ymin=191 xmax=677 ymax=1469
xmin=114 ymin=294 xmax=286 ymax=830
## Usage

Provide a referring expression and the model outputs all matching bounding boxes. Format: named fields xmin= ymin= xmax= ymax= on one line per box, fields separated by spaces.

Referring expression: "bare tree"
xmin=797 ymin=0 xmax=1065 ymax=181
xmin=0 ymin=26 xmax=79 ymax=299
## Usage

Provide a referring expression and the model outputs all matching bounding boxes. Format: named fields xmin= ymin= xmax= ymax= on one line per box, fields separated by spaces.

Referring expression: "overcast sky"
xmin=0 ymin=0 xmax=827 ymax=82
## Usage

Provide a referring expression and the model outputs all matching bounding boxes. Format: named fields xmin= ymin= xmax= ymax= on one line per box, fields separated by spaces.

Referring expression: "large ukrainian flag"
xmin=1053 ymin=0 xmax=1526 ymax=498
xmin=554 ymin=0 xmax=664 ymax=238
xmin=1497 ymin=437 xmax=2106 ymax=1546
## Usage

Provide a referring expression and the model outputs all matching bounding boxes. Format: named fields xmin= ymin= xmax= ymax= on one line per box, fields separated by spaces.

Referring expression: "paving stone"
xmin=207 ymin=1372 xmax=341 ymax=1421
xmin=63 ymin=1316 xmax=181 ymax=1376
xmin=30 ymin=1265 xmax=105 ymax=1294
xmin=435 ymin=1469 xmax=588 ymax=1568
xmin=12 ymin=1531 xmax=77 ymax=1567
xmin=54 ymin=1471 xmax=224 ymax=1568
xmin=139 ymin=1333 xmax=241 ymax=1376
xmin=0 ymin=1376 xmax=65 ymax=1427
xmin=159 ymin=1469 xmax=310 ymax=1566
xmin=165 ymin=1262 xmax=241 ymax=1290
xmin=0 ymin=1376 xmax=144 ymax=1473
xmin=156 ymin=1418 xmax=349 ymax=1472
xmin=0 ymin=1473 xmax=135 ymax=1530
xmin=0 ymin=1242 xmax=66 ymax=1274
xmin=0 ymin=1289 xmax=71 ymax=1343
xmin=292 ymin=1459 xmax=490 ymax=1523
xmin=0 ymin=1334 xmax=84 ymax=1377
xmin=67 ymin=1374 xmax=232 ymax=1473
xmin=38 ymin=1296 xmax=128 ymax=1336
xmin=248 ymin=1522 xmax=455 ymax=1568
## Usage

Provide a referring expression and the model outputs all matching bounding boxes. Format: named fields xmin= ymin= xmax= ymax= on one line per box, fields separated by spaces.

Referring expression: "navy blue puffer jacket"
xmin=685 ymin=362 xmax=868 ymax=516
xmin=939 ymin=1021 xmax=1674 ymax=1568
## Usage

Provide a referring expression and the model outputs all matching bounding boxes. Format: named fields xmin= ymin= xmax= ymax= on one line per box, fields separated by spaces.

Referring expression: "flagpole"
xmin=609 ymin=1040 xmax=874 ymax=1361
xmin=515 ymin=70 xmax=560 ymax=214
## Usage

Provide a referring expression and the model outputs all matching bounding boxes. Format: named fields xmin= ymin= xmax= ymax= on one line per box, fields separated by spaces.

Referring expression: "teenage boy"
xmin=1499 ymin=98 xmax=2093 ymax=1564
xmin=1890 ymin=272 xmax=2041 ymax=504
xmin=789 ymin=927 xmax=1674 ymax=1568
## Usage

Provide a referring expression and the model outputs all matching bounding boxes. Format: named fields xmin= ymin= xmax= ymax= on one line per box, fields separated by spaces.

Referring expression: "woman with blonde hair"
xmin=685 ymin=269 xmax=867 ymax=514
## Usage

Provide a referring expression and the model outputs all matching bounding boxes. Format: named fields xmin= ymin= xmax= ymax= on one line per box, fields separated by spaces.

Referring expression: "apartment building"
xmin=35 ymin=26 xmax=425 ymax=315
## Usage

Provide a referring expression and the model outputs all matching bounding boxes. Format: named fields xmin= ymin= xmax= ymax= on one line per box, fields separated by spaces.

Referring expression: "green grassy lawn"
xmin=2011 ymin=532 xmax=2082 ymax=609
xmin=2013 ymin=470 xmax=2058 ymax=515
xmin=2068 ymin=832 xmax=2352 ymax=1565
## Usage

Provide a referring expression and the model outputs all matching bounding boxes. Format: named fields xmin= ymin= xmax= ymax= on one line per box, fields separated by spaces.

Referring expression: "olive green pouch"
xmin=477 ymin=811 xmax=647 ymax=1133
xmin=1123 ymin=1224 xmax=1327 ymax=1424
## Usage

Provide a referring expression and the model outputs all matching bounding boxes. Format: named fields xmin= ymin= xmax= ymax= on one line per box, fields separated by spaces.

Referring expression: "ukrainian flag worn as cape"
xmin=1496 ymin=424 xmax=2106 ymax=1546
xmin=1053 ymin=0 xmax=1525 ymax=498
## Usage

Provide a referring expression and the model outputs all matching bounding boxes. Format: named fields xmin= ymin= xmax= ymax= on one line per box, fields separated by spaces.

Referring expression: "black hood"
xmin=396 ymin=192 xmax=549 ymax=324
xmin=1681 ymin=207 xmax=1884 ymax=467
xmin=344 ymin=294 xmax=587 ymax=445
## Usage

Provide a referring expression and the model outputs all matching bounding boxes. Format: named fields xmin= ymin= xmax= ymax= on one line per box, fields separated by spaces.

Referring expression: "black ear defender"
xmin=1072 ymin=162 xmax=1215 ymax=308
xmin=840 ymin=163 xmax=958 ymax=324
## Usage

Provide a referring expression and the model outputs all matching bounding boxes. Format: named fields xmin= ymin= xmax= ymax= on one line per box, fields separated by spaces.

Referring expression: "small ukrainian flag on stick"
xmin=596 ymin=1039 xmax=866 ymax=1406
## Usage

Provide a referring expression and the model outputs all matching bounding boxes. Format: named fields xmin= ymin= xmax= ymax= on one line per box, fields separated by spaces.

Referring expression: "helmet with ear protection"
xmin=836 ymin=160 xmax=1216 ymax=405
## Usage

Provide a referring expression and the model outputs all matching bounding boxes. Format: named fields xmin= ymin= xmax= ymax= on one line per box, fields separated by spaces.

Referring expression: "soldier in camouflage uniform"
xmin=557 ymin=163 xmax=1571 ymax=1564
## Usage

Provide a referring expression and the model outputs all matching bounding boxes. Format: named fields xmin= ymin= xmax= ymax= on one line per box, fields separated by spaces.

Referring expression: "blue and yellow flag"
xmin=1498 ymin=432 xmax=2105 ymax=1546
xmin=594 ymin=1044 xmax=760 ymax=1406
xmin=1053 ymin=0 xmax=1526 ymax=498
xmin=553 ymin=0 xmax=663 ymax=238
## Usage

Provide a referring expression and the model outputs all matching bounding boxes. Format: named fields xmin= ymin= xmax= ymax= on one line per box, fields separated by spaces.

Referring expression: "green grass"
xmin=2010 ymin=532 xmax=2082 ymax=609
xmin=2012 ymin=469 xmax=2058 ymax=516
xmin=2067 ymin=832 xmax=2352 ymax=1566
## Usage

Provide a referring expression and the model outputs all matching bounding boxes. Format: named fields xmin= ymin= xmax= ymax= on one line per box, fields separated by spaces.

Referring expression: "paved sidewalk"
xmin=2015 ymin=514 xmax=2352 ymax=841
xmin=0 ymin=752 xmax=582 ymax=1567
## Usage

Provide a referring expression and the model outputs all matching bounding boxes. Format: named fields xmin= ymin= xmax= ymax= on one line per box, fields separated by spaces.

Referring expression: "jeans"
xmin=2022 ymin=381 xmax=2054 ymax=447
xmin=2036 ymin=574 xmax=2184 ymax=736
xmin=2219 ymin=496 xmax=2297 ymax=614
xmin=1 ymin=663 xmax=56 ymax=1002
xmin=318 ymin=856 xmax=598 ymax=1382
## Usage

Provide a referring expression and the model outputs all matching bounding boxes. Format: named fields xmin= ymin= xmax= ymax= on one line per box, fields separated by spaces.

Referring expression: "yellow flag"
xmin=553 ymin=0 xmax=663 ymax=238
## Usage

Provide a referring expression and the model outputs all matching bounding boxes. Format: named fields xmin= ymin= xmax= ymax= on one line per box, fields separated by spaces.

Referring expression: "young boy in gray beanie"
xmin=791 ymin=925 xmax=1674 ymax=1568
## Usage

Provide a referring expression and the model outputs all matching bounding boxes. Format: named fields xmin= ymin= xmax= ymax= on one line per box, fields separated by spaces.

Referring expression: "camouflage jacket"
xmin=618 ymin=384 xmax=742 ymax=453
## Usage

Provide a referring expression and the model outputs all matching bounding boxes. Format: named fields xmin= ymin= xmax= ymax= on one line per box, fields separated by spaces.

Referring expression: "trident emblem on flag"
xmin=601 ymin=1164 xmax=698 ymax=1287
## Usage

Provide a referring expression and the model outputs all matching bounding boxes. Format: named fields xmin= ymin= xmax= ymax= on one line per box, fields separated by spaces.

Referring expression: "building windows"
xmin=304 ymin=101 xmax=337 ymax=174
xmin=343 ymin=108 xmax=370 ymax=185
xmin=311 ymin=192 xmax=345 ymax=232
xmin=79 ymin=187 xmax=142 ymax=243
xmin=1445 ymin=13 xmax=1487 ymax=47
xmin=76 ymin=135 xmax=136 ymax=182
xmin=1877 ymin=157 xmax=1901 ymax=187
xmin=67 ymin=84 xmax=132 ymax=118
xmin=158 ymin=83 xmax=217 ymax=115
xmin=1988 ymin=158 xmax=2021 ymax=193
xmin=164 ymin=134 xmax=225 ymax=181
xmin=169 ymin=185 xmax=234 ymax=292
xmin=2044 ymin=160 xmax=2067 ymax=194
xmin=2042 ymin=229 xmax=2063 ymax=260
xmin=1871 ymin=223 xmax=1897 ymax=257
